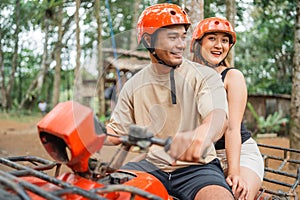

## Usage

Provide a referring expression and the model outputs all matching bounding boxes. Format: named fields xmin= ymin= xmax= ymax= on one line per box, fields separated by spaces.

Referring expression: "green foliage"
xmin=235 ymin=0 xmax=296 ymax=95
xmin=204 ymin=0 xmax=247 ymax=23
xmin=99 ymin=115 xmax=110 ymax=123
xmin=0 ymin=0 xmax=298 ymax=111
xmin=247 ymin=102 xmax=289 ymax=134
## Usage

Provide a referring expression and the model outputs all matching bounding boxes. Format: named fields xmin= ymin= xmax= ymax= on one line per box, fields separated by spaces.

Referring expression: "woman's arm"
xmin=224 ymin=69 xmax=248 ymax=199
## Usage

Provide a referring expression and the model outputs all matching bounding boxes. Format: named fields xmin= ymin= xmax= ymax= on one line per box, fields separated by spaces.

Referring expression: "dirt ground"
xmin=0 ymin=117 xmax=299 ymax=198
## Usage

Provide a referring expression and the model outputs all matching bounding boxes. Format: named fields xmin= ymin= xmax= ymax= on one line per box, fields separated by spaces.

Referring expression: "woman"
xmin=190 ymin=17 xmax=264 ymax=200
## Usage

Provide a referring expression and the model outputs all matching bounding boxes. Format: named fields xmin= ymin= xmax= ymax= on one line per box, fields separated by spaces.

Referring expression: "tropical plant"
xmin=247 ymin=102 xmax=289 ymax=134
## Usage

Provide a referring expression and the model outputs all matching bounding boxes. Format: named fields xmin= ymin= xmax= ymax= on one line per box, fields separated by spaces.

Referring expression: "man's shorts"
xmin=121 ymin=158 xmax=233 ymax=199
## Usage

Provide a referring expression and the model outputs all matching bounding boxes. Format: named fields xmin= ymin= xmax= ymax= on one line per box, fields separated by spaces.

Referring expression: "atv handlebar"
xmin=107 ymin=124 xmax=172 ymax=152
xmin=102 ymin=125 xmax=172 ymax=174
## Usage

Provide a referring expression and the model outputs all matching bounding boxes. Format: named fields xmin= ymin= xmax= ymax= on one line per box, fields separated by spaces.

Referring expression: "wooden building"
xmin=80 ymin=49 xmax=150 ymax=115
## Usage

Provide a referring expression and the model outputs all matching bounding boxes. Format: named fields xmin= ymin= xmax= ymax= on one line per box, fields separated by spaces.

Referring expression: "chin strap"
xmin=170 ymin=68 xmax=177 ymax=104
xmin=152 ymin=51 xmax=178 ymax=105
xmin=193 ymin=41 xmax=223 ymax=68
xmin=197 ymin=51 xmax=220 ymax=68
xmin=142 ymin=39 xmax=178 ymax=104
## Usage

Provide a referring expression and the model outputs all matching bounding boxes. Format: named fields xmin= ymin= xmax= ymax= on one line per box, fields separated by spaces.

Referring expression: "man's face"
xmin=153 ymin=25 xmax=187 ymax=66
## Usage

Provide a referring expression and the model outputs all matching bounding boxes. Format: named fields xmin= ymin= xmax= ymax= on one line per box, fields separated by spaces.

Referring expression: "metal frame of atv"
xmin=0 ymin=156 xmax=163 ymax=200
xmin=256 ymin=143 xmax=300 ymax=200
xmin=1 ymin=147 xmax=300 ymax=200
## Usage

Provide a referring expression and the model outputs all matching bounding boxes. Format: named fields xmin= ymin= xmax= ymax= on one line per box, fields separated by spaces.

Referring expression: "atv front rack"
xmin=1 ymin=144 xmax=300 ymax=200
xmin=256 ymin=144 xmax=300 ymax=200
xmin=0 ymin=156 xmax=163 ymax=200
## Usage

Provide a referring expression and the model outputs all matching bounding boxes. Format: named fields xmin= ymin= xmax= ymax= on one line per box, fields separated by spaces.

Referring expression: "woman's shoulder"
xmin=222 ymin=68 xmax=247 ymax=92
xmin=222 ymin=67 xmax=245 ymax=80
xmin=182 ymin=59 xmax=219 ymax=76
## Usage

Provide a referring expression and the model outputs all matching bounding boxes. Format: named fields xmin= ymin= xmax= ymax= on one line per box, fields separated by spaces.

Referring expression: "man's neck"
xmin=151 ymin=62 xmax=172 ymax=74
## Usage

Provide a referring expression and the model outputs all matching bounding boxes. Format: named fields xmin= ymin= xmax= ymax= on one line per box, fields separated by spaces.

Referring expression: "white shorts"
xmin=216 ymin=137 xmax=264 ymax=181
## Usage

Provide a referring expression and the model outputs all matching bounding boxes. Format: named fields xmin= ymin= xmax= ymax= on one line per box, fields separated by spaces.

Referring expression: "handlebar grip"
xmin=150 ymin=137 xmax=172 ymax=152
xmin=164 ymin=137 xmax=172 ymax=152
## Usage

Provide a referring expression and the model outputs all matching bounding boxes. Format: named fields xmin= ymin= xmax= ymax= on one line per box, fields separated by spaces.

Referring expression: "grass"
xmin=0 ymin=110 xmax=42 ymax=123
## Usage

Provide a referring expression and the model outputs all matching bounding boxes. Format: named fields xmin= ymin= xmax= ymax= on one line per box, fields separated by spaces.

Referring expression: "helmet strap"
xmin=170 ymin=68 xmax=177 ymax=104
xmin=200 ymin=54 xmax=220 ymax=68
xmin=141 ymin=36 xmax=179 ymax=68
xmin=141 ymin=37 xmax=178 ymax=104
xmin=194 ymin=40 xmax=231 ymax=68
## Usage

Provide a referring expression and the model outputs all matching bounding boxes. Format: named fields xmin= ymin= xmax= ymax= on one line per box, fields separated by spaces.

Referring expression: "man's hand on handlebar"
xmin=104 ymin=126 xmax=122 ymax=146
xmin=104 ymin=124 xmax=212 ymax=164
xmin=169 ymin=128 xmax=207 ymax=163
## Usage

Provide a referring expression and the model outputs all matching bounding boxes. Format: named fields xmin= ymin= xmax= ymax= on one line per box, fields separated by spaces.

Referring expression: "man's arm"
xmin=169 ymin=109 xmax=227 ymax=162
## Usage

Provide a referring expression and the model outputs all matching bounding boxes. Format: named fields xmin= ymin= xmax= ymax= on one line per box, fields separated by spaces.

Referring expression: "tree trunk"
xmin=19 ymin=17 xmax=51 ymax=110
xmin=184 ymin=0 xmax=204 ymax=60
xmin=129 ymin=0 xmax=140 ymax=50
xmin=0 ymin=0 xmax=20 ymax=111
xmin=6 ymin=0 xmax=20 ymax=110
xmin=226 ymin=0 xmax=236 ymax=67
xmin=52 ymin=5 xmax=64 ymax=107
xmin=0 ymin=24 xmax=7 ymax=111
xmin=290 ymin=0 xmax=300 ymax=167
xmin=73 ymin=0 xmax=82 ymax=103
xmin=185 ymin=0 xmax=204 ymax=26
xmin=95 ymin=0 xmax=105 ymax=117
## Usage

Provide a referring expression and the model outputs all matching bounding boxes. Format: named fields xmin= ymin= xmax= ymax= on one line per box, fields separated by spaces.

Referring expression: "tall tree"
xmin=19 ymin=6 xmax=52 ymax=109
xmin=226 ymin=0 xmax=236 ymax=67
xmin=52 ymin=3 xmax=64 ymax=106
xmin=0 ymin=23 xmax=5 ymax=111
xmin=290 ymin=0 xmax=300 ymax=162
xmin=0 ymin=0 xmax=21 ymax=111
xmin=73 ymin=0 xmax=82 ymax=103
xmin=7 ymin=0 xmax=20 ymax=110
xmin=129 ymin=0 xmax=140 ymax=50
xmin=184 ymin=0 xmax=204 ymax=60
xmin=95 ymin=0 xmax=105 ymax=117
xmin=185 ymin=0 xmax=204 ymax=26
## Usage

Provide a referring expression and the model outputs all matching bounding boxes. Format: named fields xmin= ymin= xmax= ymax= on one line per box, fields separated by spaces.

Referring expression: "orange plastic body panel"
xmin=21 ymin=175 xmax=117 ymax=200
xmin=121 ymin=170 xmax=172 ymax=200
xmin=37 ymin=101 xmax=106 ymax=172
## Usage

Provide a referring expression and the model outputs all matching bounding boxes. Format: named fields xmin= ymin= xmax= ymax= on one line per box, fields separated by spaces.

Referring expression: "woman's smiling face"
xmin=200 ymin=32 xmax=231 ymax=65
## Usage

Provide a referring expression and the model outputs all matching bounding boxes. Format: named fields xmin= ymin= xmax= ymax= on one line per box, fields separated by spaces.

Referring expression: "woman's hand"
xmin=226 ymin=174 xmax=249 ymax=200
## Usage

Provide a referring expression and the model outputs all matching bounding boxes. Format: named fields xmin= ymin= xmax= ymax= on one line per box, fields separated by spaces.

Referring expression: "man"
xmin=105 ymin=3 xmax=233 ymax=200
xmin=38 ymin=100 xmax=47 ymax=116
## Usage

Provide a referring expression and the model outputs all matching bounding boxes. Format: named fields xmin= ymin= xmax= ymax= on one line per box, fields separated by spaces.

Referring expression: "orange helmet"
xmin=137 ymin=3 xmax=191 ymax=45
xmin=190 ymin=17 xmax=236 ymax=52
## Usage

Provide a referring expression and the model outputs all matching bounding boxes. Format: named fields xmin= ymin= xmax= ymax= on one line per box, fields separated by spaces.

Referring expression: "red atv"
xmin=0 ymin=101 xmax=172 ymax=200
xmin=0 ymin=101 xmax=299 ymax=200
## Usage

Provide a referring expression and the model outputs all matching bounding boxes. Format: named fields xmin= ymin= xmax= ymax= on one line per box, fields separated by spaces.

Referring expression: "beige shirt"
xmin=108 ymin=59 xmax=228 ymax=172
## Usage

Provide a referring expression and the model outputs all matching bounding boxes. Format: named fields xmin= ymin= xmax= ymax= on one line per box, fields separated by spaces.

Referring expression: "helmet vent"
xmin=170 ymin=10 xmax=176 ymax=15
xmin=225 ymin=22 xmax=230 ymax=26
xmin=214 ymin=21 xmax=220 ymax=25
